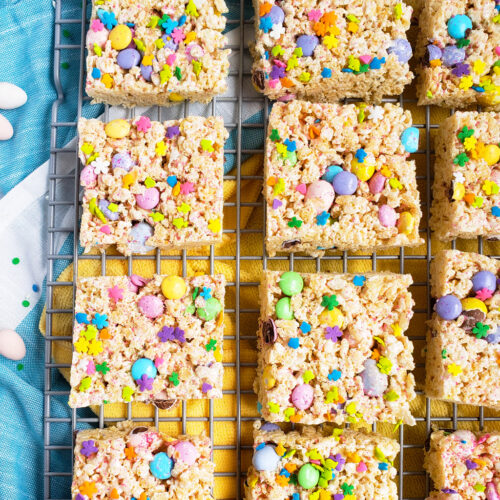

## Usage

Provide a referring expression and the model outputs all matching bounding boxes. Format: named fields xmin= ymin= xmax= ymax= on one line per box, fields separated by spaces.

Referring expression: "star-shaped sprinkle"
xmin=447 ymin=363 xmax=462 ymax=376
xmin=299 ymin=322 xmax=311 ymax=333
xmin=74 ymin=337 xmax=89 ymax=354
xmin=172 ymin=217 xmax=187 ymax=228
xmin=453 ymin=152 xmax=469 ymax=166
xmin=353 ymin=275 xmax=365 ymax=286
xmin=108 ymin=285 xmax=123 ymax=302
xmin=88 ymin=339 xmax=103 ymax=356
xmin=169 ymin=372 xmax=180 ymax=386
xmin=135 ymin=116 xmax=151 ymax=132
xmin=92 ymin=313 xmax=108 ymax=329
xmin=80 ymin=440 xmax=98 ymax=457
xmin=288 ymin=217 xmax=303 ymax=228
xmin=200 ymin=139 xmax=214 ymax=152
xmin=452 ymin=63 xmax=470 ymax=77
xmin=325 ymin=326 xmax=342 ymax=342
xmin=97 ymin=9 xmax=117 ymax=29
xmin=96 ymin=362 xmax=110 ymax=374
xmin=328 ymin=369 xmax=342 ymax=381
xmin=178 ymin=202 xmax=191 ymax=214
xmin=476 ymin=288 xmax=493 ymax=300
xmin=79 ymin=481 xmax=98 ymax=497
xmin=155 ymin=140 xmax=167 ymax=156
xmin=316 ymin=211 xmax=330 ymax=226
xmin=321 ymin=294 xmax=339 ymax=310
xmin=166 ymin=126 xmax=180 ymax=139
xmin=205 ymin=338 xmax=217 ymax=351
xmin=472 ymin=322 xmax=490 ymax=339
xmin=136 ymin=374 xmax=154 ymax=391
xmin=122 ymin=386 xmax=135 ymax=402
xmin=200 ymin=287 xmax=212 ymax=300
xmin=259 ymin=16 xmax=273 ymax=33
xmin=308 ymin=9 xmax=322 ymax=21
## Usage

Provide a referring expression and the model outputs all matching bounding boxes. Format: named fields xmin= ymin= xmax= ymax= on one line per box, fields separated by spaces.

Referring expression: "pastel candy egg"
xmin=0 ymin=114 xmax=13 ymax=140
xmin=387 ymin=38 xmax=413 ymax=64
xmin=471 ymin=270 xmax=497 ymax=292
xmin=275 ymin=297 xmax=294 ymax=320
xmin=436 ymin=294 xmax=462 ymax=320
xmin=86 ymin=27 xmax=108 ymax=48
xmin=296 ymin=35 xmax=319 ymax=57
xmin=483 ymin=144 xmax=500 ymax=166
xmin=442 ymin=45 xmax=466 ymax=67
xmin=378 ymin=204 xmax=398 ymax=227
xmin=135 ymin=187 xmax=160 ymax=210
xmin=279 ymin=271 xmax=304 ymax=296
xmin=0 ymin=329 xmax=26 ymax=361
xmin=461 ymin=297 xmax=487 ymax=315
xmin=397 ymin=211 xmax=414 ymax=235
xmin=319 ymin=307 xmax=343 ymax=328
xmin=427 ymin=44 xmax=442 ymax=61
xmin=105 ymin=119 xmax=130 ymax=139
xmin=0 ymin=82 xmax=27 ymax=109
xmin=80 ymin=165 xmax=97 ymax=187
xmin=263 ymin=365 xmax=276 ymax=389
xmin=109 ymin=24 xmax=132 ymax=50
xmin=161 ymin=276 xmax=187 ymax=300
xmin=360 ymin=358 xmax=388 ymax=397
xmin=333 ymin=171 xmax=358 ymax=195
xmin=351 ymin=160 xmax=375 ymax=182
xmin=197 ymin=297 xmax=222 ymax=321
xmin=112 ymin=152 xmax=133 ymax=171
xmin=128 ymin=222 xmax=154 ymax=253
xmin=486 ymin=326 xmax=500 ymax=344
xmin=368 ymin=172 xmax=386 ymax=194
xmin=401 ymin=127 xmax=419 ymax=153
xmin=260 ymin=422 xmax=280 ymax=432
xmin=266 ymin=5 xmax=285 ymax=24
xmin=322 ymin=165 xmax=343 ymax=183
xmin=305 ymin=180 xmax=335 ymax=214
xmin=138 ymin=295 xmax=164 ymax=319
xmin=131 ymin=358 xmax=157 ymax=380
xmin=150 ymin=452 xmax=173 ymax=480
xmin=173 ymin=441 xmax=199 ymax=465
xmin=447 ymin=15 xmax=472 ymax=40
xmin=98 ymin=199 xmax=120 ymax=221
xmin=291 ymin=383 xmax=314 ymax=410
xmin=485 ymin=482 xmax=500 ymax=500
xmin=297 ymin=463 xmax=320 ymax=489
xmin=141 ymin=64 xmax=153 ymax=82
xmin=252 ymin=445 xmax=280 ymax=471
xmin=117 ymin=48 xmax=141 ymax=69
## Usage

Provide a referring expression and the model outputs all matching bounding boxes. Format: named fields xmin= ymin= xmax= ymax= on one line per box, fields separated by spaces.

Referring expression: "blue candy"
xmin=252 ymin=444 xmax=280 ymax=471
xmin=447 ymin=15 xmax=472 ymax=39
xmin=167 ymin=175 xmax=178 ymax=187
xmin=401 ymin=127 xmax=419 ymax=153
xmin=486 ymin=326 xmax=500 ymax=344
xmin=149 ymin=452 xmax=173 ymax=480
xmin=322 ymin=165 xmax=343 ymax=183
xmin=131 ymin=358 xmax=157 ymax=381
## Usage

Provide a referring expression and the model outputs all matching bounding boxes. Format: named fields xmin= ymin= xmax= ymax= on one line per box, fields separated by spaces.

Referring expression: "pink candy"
xmin=80 ymin=165 xmax=97 ymax=187
xmin=86 ymin=27 xmax=109 ymax=48
xmin=135 ymin=116 xmax=151 ymax=132
xmin=128 ymin=274 xmax=150 ymax=293
xmin=173 ymin=441 xmax=200 ymax=465
xmin=291 ymin=383 xmax=314 ymax=410
xmin=496 ymin=46 xmax=500 ymax=56
xmin=378 ymin=205 xmax=397 ymax=227
xmin=138 ymin=295 xmax=164 ymax=319
xmin=135 ymin=187 xmax=160 ymax=210
xmin=368 ymin=172 xmax=386 ymax=194
xmin=305 ymin=180 xmax=335 ymax=214
xmin=100 ymin=225 xmax=111 ymax=234
xmin=486 ymin=482 xmax=499 ymax=500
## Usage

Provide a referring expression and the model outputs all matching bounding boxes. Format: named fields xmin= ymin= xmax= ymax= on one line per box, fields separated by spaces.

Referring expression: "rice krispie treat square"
xmin=416 ymin=0 xmax=500 ymax=110
xmin=85 ymin=0 xmax=230 ymax=106
xmin=265 ymin=100 xmax=423 ymax=256
xmin=72 ymin=421 xmax=214 ymax=499
xmin=78 ymin=116 xmax=227 ymax=256
xmin=69 ymin=273 xmax=225 ymax=408
xmin=245 ymin=420 xmax=401 ymax=499
xmin=424 ymin=429 xmax=500 ymax=500
xmin=426 ymin=250 xmax=500 ymax=410
xmin=430 ymin=111 xmax=500 ymax=240
xmin=251 ymin=0 xmax=414 ymax=102
xmin=255 ymin=270 xmax=416 ymax=426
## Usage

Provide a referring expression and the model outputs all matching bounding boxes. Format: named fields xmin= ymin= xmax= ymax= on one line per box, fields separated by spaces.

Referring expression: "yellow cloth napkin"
xmin=40 ymin=117 xmax=499 ymax=498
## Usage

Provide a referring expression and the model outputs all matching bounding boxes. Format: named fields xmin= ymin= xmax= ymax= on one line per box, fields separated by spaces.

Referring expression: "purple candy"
xmin=486 ymin=326 xmax=500 ymax=344
xmin=427 ymin=44 xmax=442 ymax=61
xmin=260 ymin=421 xmax=280 ymax=432
xmin=471 ymin=270 xmax=497 ymax=292
xmin=296 ymin=35 xmax=319 ymax=57
xmin=112 ymin=152 xmax=133 ymax=171
xmin=265 ymin=5 xmax=285 ymax=24
xmin=387 ymin=38 xmax=413 ymax=64
xmin=98 ymin=199 xmax=120 ymax=221
xmin=442 ymin=45 xmax=466 ymax=67
xmin=140 ymin=64 xmax=153 ymax=81
xmin=129 ymin=222 xmax=154 ymax=253
xmin=332 ymin=171 xmax=358 ymax=195
xmin=116 ymin=48 xmax=141 ymax=70
xmin=435 ymin=294 xmax=462 ymax=320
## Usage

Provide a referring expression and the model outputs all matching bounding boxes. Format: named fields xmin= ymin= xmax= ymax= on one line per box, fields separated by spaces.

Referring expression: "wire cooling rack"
xmin=44 ymin=0 xmax=500 ymax=499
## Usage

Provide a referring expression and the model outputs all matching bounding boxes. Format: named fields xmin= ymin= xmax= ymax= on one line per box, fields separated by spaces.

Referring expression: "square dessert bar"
xmin=424 ymin=429 xmax=500 ymax=500
xmin=265 ymin=100 xmax=423 ymax=256
xmin=426 ymin=250 xmax=500 ymax=410
xmin=78 ymin=116 xmax=227 ymax=256
xmin=430 ymin=111 xmax=500 ymax=240
xmin=251 ymin=0 xmax=414 ymax=102
xmin=72 ymin=421 xmax=214 ymax=499
xmin=245 ymin=421 xmax=401 ymax=500
xmin=416 ymin=0 xmax=500 ymax=110
xmin=85 ymin=0 xmax=230 ymax=106
xmin=255 ymin=270 xmax=416 ymax=426
xmin=69 ymin=273 xmax=225 ymax=408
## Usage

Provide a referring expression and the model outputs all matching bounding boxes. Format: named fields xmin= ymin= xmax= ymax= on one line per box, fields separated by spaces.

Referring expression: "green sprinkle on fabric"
xmin=12 ymin=258 xmax=20 ymax=265
xmin=62 ymin=29 xmax=71 ymax=38
xmin=22 ymin=300 xmax=30 ymax=308
xmin=16 ymin=363 xmax=24 ymax=371
xmin=61 ymin=62 xmax=70 ymax=69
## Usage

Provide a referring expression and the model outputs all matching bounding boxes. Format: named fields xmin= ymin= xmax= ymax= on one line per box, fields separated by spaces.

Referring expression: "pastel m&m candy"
xmin=197 ymin=297 xmax=222 ymax=321
xmin=296 ymin=35 xmax=319 ymax=57
xmin=305 ymin=180 xmax=335 ymax=214
xmin=161 ymin=276 xmax=187 ymax=299
xmin=471 ymin=270 xmax=496 ymax=292
xmin=401 ymin=127 xmax=419 ymax=153
xmin=436 ymin=294 xmax=462 ymax=320
xmin=173 ymin=441 xmax=199 ymax=465
xmin=291 ymin=383 xmax=314 ymax=410
xmin=279 ymin=271 xmax=304 ymax=296
xmin=117 ymin=48 xmax=141 ymax=69
xmin=135 ymin=187 xmax=160 ymax=210
xmin=131 ymin=358 xmax=157 ymax=381
xmin=275 ymin=297 xmax=294 ymax=320
xmin=333 ymin=171 xmax=358 ymax=195
xmin=447 ymin=15 xmax=472 ymax=40
xmin=321 ymin=165 xmax=343 ymax=183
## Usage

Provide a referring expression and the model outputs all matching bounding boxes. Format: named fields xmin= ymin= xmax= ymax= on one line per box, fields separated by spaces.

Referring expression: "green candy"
xmin=197 ymin=298 xmax=222 ymax=321
xmin=297 ymin=463 xmax=319 ymax=489
xmin=275 ymin=297 xmax=294 ymax=320
xmin=279 ymin=271 xmax=304 ymax=296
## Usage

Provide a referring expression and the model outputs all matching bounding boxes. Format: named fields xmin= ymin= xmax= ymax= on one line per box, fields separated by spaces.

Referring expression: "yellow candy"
xmin=161 ymin=276 xmax=187 ymax=300
xmin=105 ymin=119 xmax=130 ymax=139
xmin=482 ymin=144 xmax=500 ymax=167
xmin=461 ymin=297 xmax=487 ymax=315
xmin=397 ymin=211 xmax=414 ymax=235
xmin=351 ymin=159 xmax=375 ymax=182
xmin=108 ymin=24 xmax=132 ymax=50
xmin=262 ymin=365 xmax=275 ymax=389
xmin=452 ymin=182 xmax=465 ymax=201
xmin=169 ymin=93 xmax=185 ymax=102
xmin=478 ymin=91 xmax=500 ymax=107
xmin=319 ymin=307 xmax=344 ymax=328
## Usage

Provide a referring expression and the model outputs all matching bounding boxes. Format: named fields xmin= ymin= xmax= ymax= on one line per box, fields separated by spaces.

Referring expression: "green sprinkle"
xmin=374 ymin=447 xmax=386 ymax=461
xmin=270 ymin=129 xmax=280 ymax=142
xmin=62 ymin=29 xmax=71 ymax=38
xmin=12 ymin=258 xmax=20 ymax=265
xmin=453 ymin=152 xmax=469 ymax=166
xmin=22 ymin=300 xmax=30 ymax=308
xmin=441 ymin=349 xmax=447 ymax=359
xmin=174 ymin=66 xmax=182 ymax=81
xmin=61 ymin=62 xmax=70 ymax=69
xmin=321 ymin=294 xmax=339 ymax=310
xmin=16 ymin=363 xmax=24 ymax=371
xmin=169 ymin=372 xmax=180 ymax=386
xmin=133 ymin=38 xmax=146 ymax=52
xmin=205 ymin=338 xmax=217 ymax=351
xmin=456 ymin=38 xmax=471 ymax=48
xmin=302 ymin=370 xmax=315 ymax=383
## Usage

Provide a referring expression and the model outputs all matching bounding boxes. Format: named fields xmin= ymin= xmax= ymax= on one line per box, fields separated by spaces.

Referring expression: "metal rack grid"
xmin=44 ymin=1 xmax=499 ymax=499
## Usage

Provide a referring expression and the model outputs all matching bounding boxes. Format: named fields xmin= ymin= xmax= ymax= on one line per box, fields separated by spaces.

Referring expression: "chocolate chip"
xmin=461 ymin=309 xmax=485 ymax=332
xmin=282 ymin=239 xmax=300 ymax=249
xmin=252 ymin=70 xmax=265 ymax=90
xmin=261 ymin=318 xmax=277 ymax=344
xmin=129 ymin=426 xmax=148 ymax=435
xmin=153 ymin=399 xmax=178 ymax=410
